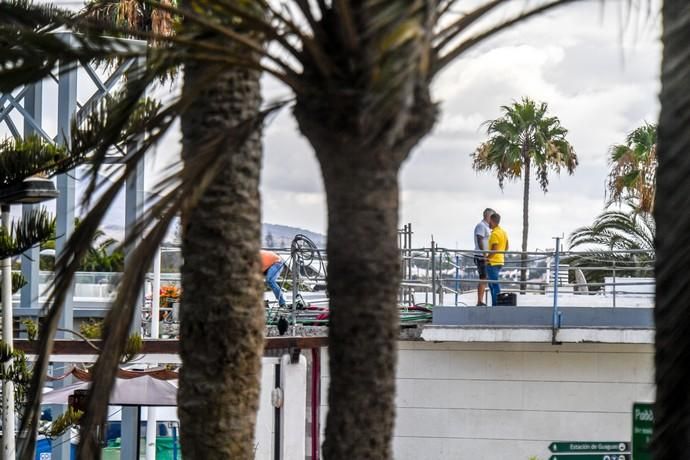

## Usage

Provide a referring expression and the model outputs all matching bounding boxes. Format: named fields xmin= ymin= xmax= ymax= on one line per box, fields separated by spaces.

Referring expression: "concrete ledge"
xmin=421 ymin=326 xmax=654 ymax=344
xmin=433 ymin=306 xmax=654 ymax=328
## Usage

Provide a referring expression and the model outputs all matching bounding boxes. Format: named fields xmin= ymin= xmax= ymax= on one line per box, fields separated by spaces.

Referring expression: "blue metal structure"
xmin=0 ymin=33 xmax=146 ymax=460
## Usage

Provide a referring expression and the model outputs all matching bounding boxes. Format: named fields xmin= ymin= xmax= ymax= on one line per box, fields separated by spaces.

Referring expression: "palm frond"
xmin=568 ymin=208 xmax=655 ymax=252
xmin=72 ymin=82 xmax=167 ymax=207
xmin=433 ymin=0 xmax=502 ymax=53
xmin=0 ymin=0 xmax=72 ymax=28
xmin=606 ymin=123 xmax=657 ymax=212
xmin=0 ymin=23 xmax=146 ymax=92
xmin=17 ymin=101 xmax=286 ymax=459
xmin=0 ymin=137 xmax=70 ymax=188
xmin=17 ymin=99 xmax=179 ymax=456
xmin=75 ymin=100 xmax=286 ymax=457
xmin=0 ymin=208 xmax=54 ymax=259
xmin=432 ymin=0 xmax=580 ymax=76
xmin=0 ymin=272 xmax=26 ymax=298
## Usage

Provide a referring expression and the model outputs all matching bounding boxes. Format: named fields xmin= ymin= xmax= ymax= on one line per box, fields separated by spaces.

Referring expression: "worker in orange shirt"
xmin=261 ymin=250 xmax=286 ymax=307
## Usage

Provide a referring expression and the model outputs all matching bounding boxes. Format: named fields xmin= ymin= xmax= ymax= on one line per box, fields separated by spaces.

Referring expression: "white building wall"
xmin=320 ymin=341 xmax=654 ymax=460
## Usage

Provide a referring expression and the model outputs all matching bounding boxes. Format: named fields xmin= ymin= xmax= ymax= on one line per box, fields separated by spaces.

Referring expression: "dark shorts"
xmin=474 ymin=256 xmax=488 ymax=279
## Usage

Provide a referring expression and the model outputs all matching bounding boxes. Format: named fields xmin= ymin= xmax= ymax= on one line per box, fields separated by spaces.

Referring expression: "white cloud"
xmin=2 ymin=1 xmax=662 ymax=252
xmin=392 ymin=2 xmax=661 ymax=250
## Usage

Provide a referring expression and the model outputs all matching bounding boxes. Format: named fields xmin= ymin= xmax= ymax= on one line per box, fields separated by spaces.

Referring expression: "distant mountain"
xmin=261 ymin=223 xmax=326 ymax=248
xmin=166 ymin=220 xmax=326 ymax=248
xmin=9 ymin=171 xmax=326 ymax=248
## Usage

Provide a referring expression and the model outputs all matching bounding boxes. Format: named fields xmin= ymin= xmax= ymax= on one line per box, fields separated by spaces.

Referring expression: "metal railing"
xmin=11 ymin=237 xmax=655 ymax=337
xmin=397 ymin=246 xmax=655 ymax=307
xmin=11 ymin=249 xmax=654 ymax=310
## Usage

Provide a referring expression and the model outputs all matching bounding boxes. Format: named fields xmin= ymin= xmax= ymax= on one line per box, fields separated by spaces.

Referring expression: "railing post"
xmin=424 ymin=249 xmax=430 ymax=304
xmin=431 ymin=241 xmax=437 ymax=306
xmin=612 ymin=260 xmax=617 ymax=308
xmin=552 ymin=237 xmax=561 ymax=344
xmin=151 ymin=247 xmax=161 ymax=339
xmin=292 ymin=253 xmax=299 ymax=331
xmin=407 ymin=224 xmax=413 ymax=305
xmin=398 ymin=226 xmax=404 ymax=305
xmin=455 ymin=254 xmax=460 ymax=306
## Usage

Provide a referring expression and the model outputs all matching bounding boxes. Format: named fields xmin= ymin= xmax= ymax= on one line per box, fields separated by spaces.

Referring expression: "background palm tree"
xmin=569 ymin=207 xmax=655 ymax=253
xmin=569 ymin=123 xmax=658 ymax=289
xmin=40 ymin=219 xmax=124 ymax=272
xmin=567 ymin=204 xmax=655 ymax=284
xmin=0 ymin=2 xmax=586 ymax=458
xmin=83 ymin=0 xmax=174 ymax=36
xmin=80 ymin=237 xmax=124 ymax=272
xmin=606 ymin=123 xmax=657 ymax=213
xmin=653 ymin=0 xmax=690 ymax=457
xmin=472 ymin=97 xmax=578 ymax=292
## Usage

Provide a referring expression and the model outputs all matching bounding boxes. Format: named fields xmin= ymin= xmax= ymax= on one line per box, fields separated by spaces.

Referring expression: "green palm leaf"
xmin=0 ymin=137 xmax=71 ymax=188
xmin=0 ymin=208 xmax=54 ymax=259
xmin=0 ymin=273 xmax=27 ymax=298
xmin=606 ymin=123 xmax=657 ymax=213
xmin=569 ymin=209 xmax=655 ymax=252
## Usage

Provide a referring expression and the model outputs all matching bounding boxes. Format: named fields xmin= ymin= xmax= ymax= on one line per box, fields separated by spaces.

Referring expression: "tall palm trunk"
xmin=653 ymin=0 xmax=690 ymax=457
xmin=520 ymin=151 xmax=530 ymax=293
xmin=178 ymin=57 xmax=264 ymax=458
xmin=321 ymin=156 xmax=401 ymax=459
xmin=296 ymin=87 xmax=436 ymax=458
xmin=294 ymin=77 xmax=437 ymax=454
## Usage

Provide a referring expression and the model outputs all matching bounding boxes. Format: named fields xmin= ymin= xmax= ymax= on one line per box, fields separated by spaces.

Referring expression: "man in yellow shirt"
xmin=487 ymin=213 xmax=509 ymax=306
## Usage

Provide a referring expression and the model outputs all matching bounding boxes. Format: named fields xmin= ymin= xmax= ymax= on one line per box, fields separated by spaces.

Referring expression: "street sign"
xmin=550 ymin=455 xmax=630 ymax=460
xmin=632 ymin=402 xmax=654 ymax=460
xmin=549 ymin=442 xmax=630 ymax=453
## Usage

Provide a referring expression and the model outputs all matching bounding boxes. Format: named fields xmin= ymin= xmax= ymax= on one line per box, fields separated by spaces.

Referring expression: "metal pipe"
xmin=455 ymin=255 xmax=460 ymax=306
xmin=612 ymin=260 xmax=617 ymax=308
xmin=424 ymin=249 xmax=429 ymax=304
xmin=407 ymin=224 xmax=413 ymax=305
xmin=145 ymin=407 xmax=157 ymax=460
xmin=552 ymin=237 xmax=561 ymax=344
xmin=172 ymin=425 xmax=178 ymax=460
xmin=1 ymin=204 xmax=15 ymax=460
xmin=292 ymin=254 xmax=299 ymax=332
xmin=310 ymin=348 xmax=321 ymax=460
xmin=146 ymin=247 xmax=161 ymax=460
xmin=431 ymin=241 xmax=437 ymax=306
xmin=151 ymin=247 xmax=161 ymax=339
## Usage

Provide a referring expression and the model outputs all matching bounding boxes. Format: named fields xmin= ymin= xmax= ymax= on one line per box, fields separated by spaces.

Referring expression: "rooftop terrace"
xmin=10 ymin=238 xmax=655 ymax=346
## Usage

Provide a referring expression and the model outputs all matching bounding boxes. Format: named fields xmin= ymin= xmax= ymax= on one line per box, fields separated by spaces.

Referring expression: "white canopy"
xmin=42 ymin=376 xmax=178 ymax=407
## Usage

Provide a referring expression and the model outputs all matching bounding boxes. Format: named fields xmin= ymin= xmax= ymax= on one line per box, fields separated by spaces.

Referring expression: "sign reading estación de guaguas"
xmin=549 ymin=442 xmax=629 ymax=453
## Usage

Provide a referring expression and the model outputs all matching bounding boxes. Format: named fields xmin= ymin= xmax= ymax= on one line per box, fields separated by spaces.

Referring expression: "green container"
xmin=155 ymin=437 xmax=182 ymax=460
xmin=101 ymin=436 xmax=181 ymax=459
xmin=101 ymin=446 xmax=120 ymax=460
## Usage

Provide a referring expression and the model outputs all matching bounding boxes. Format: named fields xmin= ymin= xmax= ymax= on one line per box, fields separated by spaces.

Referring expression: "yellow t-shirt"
xmin=488 ymin=226 xmax=508 ymax=266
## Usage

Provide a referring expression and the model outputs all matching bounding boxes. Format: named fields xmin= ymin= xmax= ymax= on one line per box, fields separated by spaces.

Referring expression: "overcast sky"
xmin=7 ymin=1 xmax=662 ymax=250
xmin=261 ymin=2 xmax=661 ymax=250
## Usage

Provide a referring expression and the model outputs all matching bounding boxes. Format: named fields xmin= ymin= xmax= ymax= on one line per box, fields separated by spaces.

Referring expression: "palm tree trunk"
xmin=294 ymin=73 xmax=436 ymax=459
xmin=177 ymin=59 xmax=264 ymax=458
xmin=319 ymin=154 xmax=401 ymax=459
xmin=653 ymin=1 xmax=690 ymax=457
xmin=520 ymin=153 xmax=530 ymax=294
